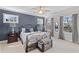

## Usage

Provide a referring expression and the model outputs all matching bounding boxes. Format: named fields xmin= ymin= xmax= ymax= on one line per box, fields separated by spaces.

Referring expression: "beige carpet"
xmin=0 ymin=41 xmax=25 ymax=53
xmin=1 ymin=38 xmax=79 ymax=53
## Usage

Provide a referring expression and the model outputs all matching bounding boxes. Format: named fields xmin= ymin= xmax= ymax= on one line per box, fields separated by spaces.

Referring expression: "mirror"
xmin=55 ymin=22 xmax=58 ymax=32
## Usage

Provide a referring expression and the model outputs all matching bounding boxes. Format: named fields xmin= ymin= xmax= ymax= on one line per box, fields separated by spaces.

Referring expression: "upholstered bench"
xmin=37 ymin=38 xmax=52 ymax=52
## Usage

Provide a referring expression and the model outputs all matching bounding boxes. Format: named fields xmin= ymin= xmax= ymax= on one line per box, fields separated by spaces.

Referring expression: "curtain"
xmin=59 ymin=16 xmax=65 ymax=40
xmin=51 ymin=18 xmax=54 ymax=36
xmin=44 ymin=18 xmax=48 ymax=32
xmin=72 ymin=14 xmax=78 ymax=43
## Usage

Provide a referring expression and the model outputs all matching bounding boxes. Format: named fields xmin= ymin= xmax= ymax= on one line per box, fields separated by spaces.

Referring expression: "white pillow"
xmin=30 ymin=28 xmax=34 ymax=32
xmin=21 ymin=28 xmax=26 ymax=33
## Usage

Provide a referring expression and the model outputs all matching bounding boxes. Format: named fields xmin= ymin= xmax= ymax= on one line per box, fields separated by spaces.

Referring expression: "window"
xmin=37 ymin=18 xmax=44 ymax=31
xmin=63 ymin=16 xmax=72 ymax=32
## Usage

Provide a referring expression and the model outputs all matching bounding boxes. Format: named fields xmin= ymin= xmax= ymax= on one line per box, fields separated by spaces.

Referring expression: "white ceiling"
xmin=0 ymin=6 xmax=79 ymax=18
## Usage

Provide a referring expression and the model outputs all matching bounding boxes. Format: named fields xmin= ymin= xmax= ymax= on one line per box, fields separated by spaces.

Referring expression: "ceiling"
xmin=0 ymin=6 xmax=79 ymax=18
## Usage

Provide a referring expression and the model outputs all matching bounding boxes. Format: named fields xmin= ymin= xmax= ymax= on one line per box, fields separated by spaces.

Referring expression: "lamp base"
xmin=12 ymin=27 xmax=15 ymax=34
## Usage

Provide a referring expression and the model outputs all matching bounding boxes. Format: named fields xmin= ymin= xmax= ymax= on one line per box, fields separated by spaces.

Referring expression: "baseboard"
xmin=0 ymin=40 xmax=7 ymax=44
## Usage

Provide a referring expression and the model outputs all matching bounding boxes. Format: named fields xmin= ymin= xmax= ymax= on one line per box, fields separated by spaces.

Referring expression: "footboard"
xmin=25 ymin=34 xmax=38 ymax=52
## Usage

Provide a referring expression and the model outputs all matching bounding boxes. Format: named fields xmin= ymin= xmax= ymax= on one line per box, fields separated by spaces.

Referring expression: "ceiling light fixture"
xmin=33 ymin=6 xmax=49 ymax=15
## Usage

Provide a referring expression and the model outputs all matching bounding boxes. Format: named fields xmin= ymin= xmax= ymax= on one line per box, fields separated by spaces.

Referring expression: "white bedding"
xmin=20 ymin=32 xmax=34 ymax=44
xmin=20 ymin=31 xmax=49 ymax=49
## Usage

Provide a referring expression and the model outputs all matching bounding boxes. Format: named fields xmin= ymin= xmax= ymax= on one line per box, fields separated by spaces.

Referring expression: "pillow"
xmin=33 ymin=25 xmax=38 ymax=31
xmin=26 ymin=28 xmax=30 ymax=32
xmin=21 ymin=28 xmax=26 ymax=33
xmin=29 ymin=28 xmax=34 ymax=32
xmin=21 ymin=28 xmax=30 ymax=33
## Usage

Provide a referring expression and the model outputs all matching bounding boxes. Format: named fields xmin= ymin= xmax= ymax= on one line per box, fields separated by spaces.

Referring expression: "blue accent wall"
xmin=0 ymin=9 xmax=38 ymax=41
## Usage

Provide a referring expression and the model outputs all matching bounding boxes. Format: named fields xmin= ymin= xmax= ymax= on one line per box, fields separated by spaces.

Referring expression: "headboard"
xmin=22 ymin=24 xmax=34 ymax=29
xmin=19 ymin=24 xmax=38 ymax=33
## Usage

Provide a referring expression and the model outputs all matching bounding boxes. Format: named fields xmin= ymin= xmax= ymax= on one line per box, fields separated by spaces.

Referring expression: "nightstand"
xmin=7 ymin=32 xmax=18 ymax=43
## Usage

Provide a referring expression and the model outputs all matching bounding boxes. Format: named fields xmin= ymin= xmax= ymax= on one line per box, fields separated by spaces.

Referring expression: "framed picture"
xmin=3 ymin=13 xmax=19 ymax=23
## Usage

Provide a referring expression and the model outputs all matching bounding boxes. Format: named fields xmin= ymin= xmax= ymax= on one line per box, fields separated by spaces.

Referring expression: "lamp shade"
xmin=10 ymin=23 xmax=16 ymax=27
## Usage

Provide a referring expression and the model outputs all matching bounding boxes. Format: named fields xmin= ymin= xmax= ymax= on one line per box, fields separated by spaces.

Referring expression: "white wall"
xmin=77 ymin=15 xmax=79 ymax=43
xmin=52 ymin=9 xmax=79 ymax=42
xmin=45 ymin=7 xmax=79 ymax=41
xmin=53 ymin=15 xmax=72 ymax=41
xmin=53 ymin=16 xmax=60 ymax=39
xmin=52 ymin=13 xmax=72 ymax=41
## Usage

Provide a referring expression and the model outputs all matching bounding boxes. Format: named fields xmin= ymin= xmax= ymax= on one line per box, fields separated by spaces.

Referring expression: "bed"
xmin=20 ymin=31 xmax=49 ymax=52
xmin=19 ymin=24 xmax=51 ymax=52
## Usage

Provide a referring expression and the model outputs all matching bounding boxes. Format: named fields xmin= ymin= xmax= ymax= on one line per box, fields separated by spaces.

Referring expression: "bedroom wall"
xmin=53 ymin=16 xmax=60 ymax=39
xmin=53 ymin=10 xmax=79 ymax=42
xmin=53 ymin=14 xmax=73 ymax=41
xmin=0 ymin=9 xmax=39 ymax=41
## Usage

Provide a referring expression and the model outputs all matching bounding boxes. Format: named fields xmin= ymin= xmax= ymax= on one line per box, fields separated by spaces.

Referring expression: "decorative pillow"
xmin=29 ymin=28 xmax=34 ymax=32
xmin=26 ymin=28 xmax=30 ymax=32
xmin=21 ymin=28 xmax=26 ymax=33
xmin=42 ymin=32 xmax=48 ymax=39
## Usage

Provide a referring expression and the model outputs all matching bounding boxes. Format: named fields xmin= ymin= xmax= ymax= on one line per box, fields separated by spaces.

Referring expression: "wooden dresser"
xmin=7 ymin=32 xmax=18 ymax=43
